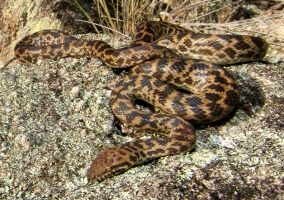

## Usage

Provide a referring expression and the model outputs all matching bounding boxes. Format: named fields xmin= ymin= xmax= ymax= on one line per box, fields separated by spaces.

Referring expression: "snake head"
xmin=87 ymin=147 xmax=133 ymax=182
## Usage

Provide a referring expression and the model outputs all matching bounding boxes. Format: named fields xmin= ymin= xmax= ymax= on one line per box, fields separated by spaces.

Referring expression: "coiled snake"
xmin=12 ymin=21 xmax=268 ymax=181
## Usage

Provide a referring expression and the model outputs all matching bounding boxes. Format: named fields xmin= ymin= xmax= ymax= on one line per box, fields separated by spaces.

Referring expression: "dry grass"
xmin=67 ymin=0 xmax=281 ymax=33
xmin=64 ymin=0 xmax=284 ymax=62
xmin=67 ymin=0 xmax=244 ymax=35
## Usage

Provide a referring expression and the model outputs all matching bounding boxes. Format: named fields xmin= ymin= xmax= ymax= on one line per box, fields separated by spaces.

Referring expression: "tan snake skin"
xmin=13 ymin=21 xmax=268 ymax=181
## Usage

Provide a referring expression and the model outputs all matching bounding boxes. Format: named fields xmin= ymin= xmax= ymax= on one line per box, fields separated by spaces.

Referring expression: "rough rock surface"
xmin=0 ymin=1 xmax=283 ymax=199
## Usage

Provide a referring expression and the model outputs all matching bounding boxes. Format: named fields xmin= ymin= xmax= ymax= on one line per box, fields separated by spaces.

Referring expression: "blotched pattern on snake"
xmin=13 ymin=21 xmax=268 ymax=181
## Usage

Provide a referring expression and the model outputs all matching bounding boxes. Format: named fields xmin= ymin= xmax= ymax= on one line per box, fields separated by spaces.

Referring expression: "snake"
xmin=12 ymin=21 xmax=268 ymax=181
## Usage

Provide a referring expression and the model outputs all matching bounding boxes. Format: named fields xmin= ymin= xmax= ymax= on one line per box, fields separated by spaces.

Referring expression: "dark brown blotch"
xmin=122 ymin=143 xmax=138 ymax=152
xmin=230 ymin=82 xmax=238 ymax=90
xmin=250 ymin=37 xmax=268 ymax=50
xmin=211 ymin=71 xmax=228 ymax=85
xmin=23 ymin=55 xmax=33 ymax=63
xmin=184 ymin=39 xmax=192 ymax=48
xmin=49 ymin=31 xmax=62 ymax=39
xmin=103 ymin=48 xmax=115 ymax=55
xmin=15 ymin=46 xmax=26 ymax=55
xmin=129 ymin=155 xmax=138 ymax=162
xmin=212 ymin=41 xmax=224 ymax=51
xmin=173 ymin=77 xmax=182 ymax=85
xmin=171 ymin=102 xmax=187 ymax=115
xmin=216 ymin=35 xmax=232 ymax=43
xmin=216 ymin=53 xmax=226 ymax=59
xmin=170 ymin=60 xmax=186 ymax=72
xmin=191 ymin=106 xmax=206 ymax=119
xmin=173 ymin=135 xmax=188 ymax=142
xmin=224 ymin=47 xmax=237 ymax=59
xmin=147 ymin=148 xmax=165 ymax=156
xmin=133 ymin=32 xmax=144 ymax=41
xmin=139 ymin=151 xmax=147 ymax=158
xmin=111 ymin=161 xmax=132 ymax=172
xmin=30 ymin=32 xmax=40 ymax=38
xmin=63 ymin=43 xmax=70 ymax=51
xmin=114 ymin=101 xmax=132 ymax=114
xmin=233 ymin=37 xmax=250 ymax=50
xmin=224 ymin=90 xmax=239 ymax=106
xmin=133 ymin=139 xmax=144 ymax=149
xmin=139 ymin=114 xmax=158 ymax=129
xmin=190 ymin=34 xmax=211 ymax=40
xmin=205 ymin=93 xmax=221 ymax=101
xmin=178 ymin=45 xmax=187 ymax=52
xmin=140 ymin=76 xmax=153 ymax=90
xmin=179 ymin=145 xmax=192 ymax=152
xmin=206 ymin=102 xmax=223 ymax=116
xmin=158 ymin=87 xmax=173 ymax=105
xmin=144 ymin=138 xmax=155 ymax=148
xmin=117 ymin=58 xmax=125 ymax=65
xmin=191 ymin=63 xmax=209 ymax=71
xmin=167 ymin=147 xmax=178 ymax=154
xmin=177 ymin=32 xmax=188 ymax=41
xmin=185 ymin=96 xmax=203 ymax=106
xmin=184 ymin=77 xmax=193 ymax=85
xmin=207 ymin=84 xmax=225 ymax=92
xmin=104 ymin=58 xmax=115 ymax=65
xmin=156 ymin=138 xmax=171 ymax=146
xmin=238 ymin=51 xmax=255 ymax=59
xmin=157 ymin=59 xmax=169 ymax=69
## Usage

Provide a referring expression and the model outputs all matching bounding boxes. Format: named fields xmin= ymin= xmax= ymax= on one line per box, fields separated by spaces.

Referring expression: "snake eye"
xmin=105 ymin=166 xmax=112 ymax=172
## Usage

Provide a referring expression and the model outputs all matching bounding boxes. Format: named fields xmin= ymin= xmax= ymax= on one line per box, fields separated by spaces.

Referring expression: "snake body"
xmin=13 ymin=21 xmax=268 ymax=181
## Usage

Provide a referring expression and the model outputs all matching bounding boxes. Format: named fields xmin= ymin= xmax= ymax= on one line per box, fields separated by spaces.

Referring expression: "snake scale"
xmin=13 ymin=21 xmax=268 ymax=181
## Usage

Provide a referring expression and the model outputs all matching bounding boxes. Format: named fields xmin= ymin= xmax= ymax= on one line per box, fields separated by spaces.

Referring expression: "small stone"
xmin=20 ymin=135 xmax=31 ymax=152
xmin=70 ymin=86 xmax=80 ymax=100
